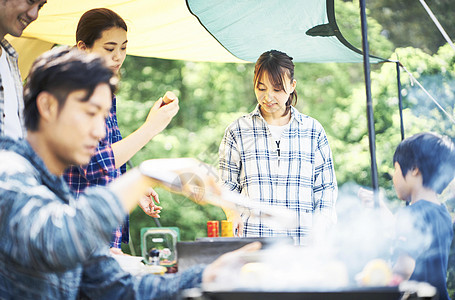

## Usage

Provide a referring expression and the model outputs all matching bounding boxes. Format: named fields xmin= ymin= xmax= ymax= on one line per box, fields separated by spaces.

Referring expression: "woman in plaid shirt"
xmin=219 ymin=50 xmax=337 ymax=245
xmin=64 ymin=8 xmax=179 ymax=254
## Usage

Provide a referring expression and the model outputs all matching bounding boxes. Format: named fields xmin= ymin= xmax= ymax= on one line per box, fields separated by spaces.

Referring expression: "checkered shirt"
xmin=0 ymin=39 xmax=26 ymax=137
xmin=219 ymin=105 xmax=337 ymax=245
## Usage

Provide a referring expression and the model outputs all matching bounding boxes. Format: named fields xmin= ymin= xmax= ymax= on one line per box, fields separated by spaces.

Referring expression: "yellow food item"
xmin=241 ymin=262 xmax=267 ymax=274
xmin=359 ymin=259 xmax=392 ymax=286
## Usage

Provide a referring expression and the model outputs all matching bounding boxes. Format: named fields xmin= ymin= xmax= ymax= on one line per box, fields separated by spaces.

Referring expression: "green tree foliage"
xmin=116 ymin=58 xmax=255 ymax=247
xmin=364 ymin=0 xmax=454 ymax=54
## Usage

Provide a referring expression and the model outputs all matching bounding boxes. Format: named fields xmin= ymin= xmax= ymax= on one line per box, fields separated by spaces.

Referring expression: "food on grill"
xmin=356 ymin=259 xmax=392 ymax=286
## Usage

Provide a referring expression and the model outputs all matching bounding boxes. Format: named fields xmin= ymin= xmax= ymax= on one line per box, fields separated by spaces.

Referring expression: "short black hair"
xmin=24 ymin=46 xmax=117 ymax=131
xmin=393 ymin=132 xmax=455 ymax=194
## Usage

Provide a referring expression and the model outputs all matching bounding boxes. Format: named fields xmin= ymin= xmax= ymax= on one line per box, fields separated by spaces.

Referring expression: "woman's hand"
xmin=231 ymin=211 xmax=244 ymax=236
xmin=111 ymin=92 xmax=179 ymax=169
xmin=143 ymin=92 xmax=179 ymax=138
xmin=139 ymin=187 xmax=162 ymax=218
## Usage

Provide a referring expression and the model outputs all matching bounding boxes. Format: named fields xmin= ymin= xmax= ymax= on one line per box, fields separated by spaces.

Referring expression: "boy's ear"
xmin=411 ymin=167 xmax=421 ymax=177
xmin=36 ymin=91 xmax=59 ymax=123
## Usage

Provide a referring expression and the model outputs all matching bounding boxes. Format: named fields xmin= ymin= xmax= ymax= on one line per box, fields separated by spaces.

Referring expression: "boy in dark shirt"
xmin=392 ymin=132 xmax=455 ymax=300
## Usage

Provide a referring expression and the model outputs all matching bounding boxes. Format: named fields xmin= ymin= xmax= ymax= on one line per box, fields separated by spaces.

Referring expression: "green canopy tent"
xmin=186 ymin=0 xmax=391 ymax=201
xmin=9 ymin=0 xmax=395 ymax=201
xmin=186 ymin=0 xmax=386 ymax=64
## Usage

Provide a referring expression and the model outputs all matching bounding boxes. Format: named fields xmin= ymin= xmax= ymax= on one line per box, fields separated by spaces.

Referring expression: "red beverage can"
xmin=207 ymin=221 xmax=219 ymax=237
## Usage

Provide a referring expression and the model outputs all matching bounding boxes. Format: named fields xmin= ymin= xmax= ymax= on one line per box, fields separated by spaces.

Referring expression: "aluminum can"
xmin=207 ymin=220 xmax=219 ymax=237
xmin=221 ymin=220 xmax=233 ymax=237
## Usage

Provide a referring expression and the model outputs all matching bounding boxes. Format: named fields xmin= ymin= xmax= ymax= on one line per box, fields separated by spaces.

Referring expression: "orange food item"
xmin=162 ymin=91 xmax=176 ymax=105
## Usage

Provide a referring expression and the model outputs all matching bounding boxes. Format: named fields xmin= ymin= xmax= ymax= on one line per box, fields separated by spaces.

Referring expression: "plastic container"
xmin=140 ymin=227 xmax=179 ymax=267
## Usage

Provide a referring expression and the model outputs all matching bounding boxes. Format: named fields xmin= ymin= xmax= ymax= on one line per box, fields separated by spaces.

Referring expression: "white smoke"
xmin=204 ymin=182 xmax=434 ymax=292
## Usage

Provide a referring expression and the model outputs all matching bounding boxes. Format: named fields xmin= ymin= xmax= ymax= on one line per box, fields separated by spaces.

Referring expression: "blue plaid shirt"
xmin=64 ymin=96 xmax=128 ymax=248
xmin=219 ymin=105 xmax=337 ymax=245
xmin=0 ymin=137 xmax=205 ymax=299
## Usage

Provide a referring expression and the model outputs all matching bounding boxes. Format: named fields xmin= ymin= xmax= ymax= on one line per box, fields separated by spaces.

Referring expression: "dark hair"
xmin=254 ymin=50 xmax=297 ymax=116
xmin=76 ymin=8 xmax=127 ymax=48
xmin=393 ymin=132 xmax=455 ymax=194
xmin=23 ymin=46 xmax=118 ymax=131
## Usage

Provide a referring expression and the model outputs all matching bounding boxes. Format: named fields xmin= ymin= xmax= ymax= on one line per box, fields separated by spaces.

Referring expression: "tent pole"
xmin=396 ymin=62 xmax=405 ymax=140
xmin=359 ymin=0 xmax=379 ymax=207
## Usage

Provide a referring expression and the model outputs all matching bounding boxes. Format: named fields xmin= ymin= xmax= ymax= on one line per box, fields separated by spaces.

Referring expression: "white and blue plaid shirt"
xmin=0 ymin=39 xmax=26 ymax=138
xmin=219 ymin=105 xmax=337 ymax=245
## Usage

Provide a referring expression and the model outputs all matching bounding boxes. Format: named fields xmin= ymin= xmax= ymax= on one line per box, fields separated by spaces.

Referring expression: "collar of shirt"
xmin=0 ymin=39 xmax=18 ymax=59
xmin=250 ymin=104 xmax=306 ymax=126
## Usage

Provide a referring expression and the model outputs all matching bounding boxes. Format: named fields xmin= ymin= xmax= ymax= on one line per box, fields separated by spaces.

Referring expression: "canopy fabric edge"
xmin=184 ymin=0 xmax=249 ymax=63
xmin=326 ymin=0 xmax=389 ymax=63
xmin=186 ymin=0 xmax=389 ymax=64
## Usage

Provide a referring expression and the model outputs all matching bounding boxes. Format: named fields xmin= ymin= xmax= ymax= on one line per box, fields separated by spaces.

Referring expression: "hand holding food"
xmin=160 ymin=91 xmax=177 ymax=107
xmin=144 ymin=93 xmax=179 ymax=138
